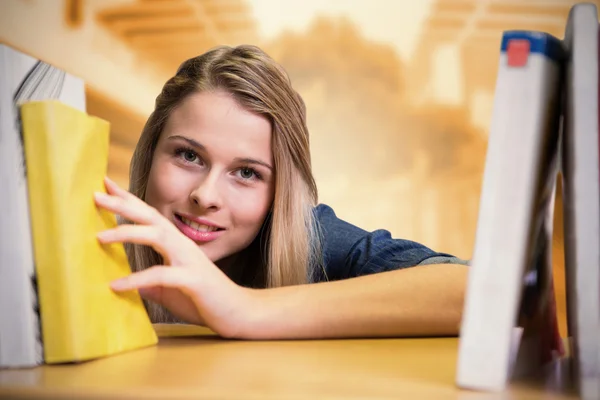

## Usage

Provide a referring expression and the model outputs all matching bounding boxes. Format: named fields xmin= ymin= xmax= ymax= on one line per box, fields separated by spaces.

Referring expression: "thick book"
xmin=561 ymin=3 xmax=600 ymax=399
xmin=456 ymin=30 xmax=565 ymax=391
xmin=20 ymin=100 xmax=157 ymax=364
xmin=0 ymin=44 xmax=86 ymax=368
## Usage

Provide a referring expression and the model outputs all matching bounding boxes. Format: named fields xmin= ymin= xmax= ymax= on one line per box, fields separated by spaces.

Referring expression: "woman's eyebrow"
xmin=234 ymin=157 xmax=273 ymax=171
xmin=166 ymin=135 xmax=205 ymax=151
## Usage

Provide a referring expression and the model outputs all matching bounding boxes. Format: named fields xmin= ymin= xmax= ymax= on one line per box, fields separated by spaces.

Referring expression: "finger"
xmin=98 ymin=225 xmax=172 ymax=260
xmin=95 ymin=191 xmax=161 ymax=226
xmin=139 ymin=287 xmax=205 ymax=325
xmin=102 ymin=177 xmax=162 ymax=220
xmin=103 ymin=176 xmax=138 ymax=201
xmin=137 ymin=287 xmax=162 ymax=302
xmin=111 ymin=266 xmax=198 ymax=294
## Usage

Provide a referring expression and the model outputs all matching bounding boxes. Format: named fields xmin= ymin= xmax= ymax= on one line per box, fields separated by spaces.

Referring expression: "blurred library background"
xmin=2 ymin=0 xmax=598 ymax=337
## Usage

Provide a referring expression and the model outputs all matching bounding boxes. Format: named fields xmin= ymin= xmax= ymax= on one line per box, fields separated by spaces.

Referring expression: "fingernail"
xmin=110 ymin=279 xmax=128 ymax=291
xmin=94 ymin=191 xmax=109 ymax=201
xmin=97 ymin=229 xmax=117 ymax=243
xmin=96 ymin=230 xmax=109 ymax=241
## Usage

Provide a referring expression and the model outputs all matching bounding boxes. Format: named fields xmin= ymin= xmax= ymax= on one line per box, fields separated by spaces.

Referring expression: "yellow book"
xmin=20 ymin=100 xmax=157 ymax=364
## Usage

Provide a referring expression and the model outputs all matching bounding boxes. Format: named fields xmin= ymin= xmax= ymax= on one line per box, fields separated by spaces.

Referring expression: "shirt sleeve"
xmin=313 ymin=203 xmax=468 ymax=282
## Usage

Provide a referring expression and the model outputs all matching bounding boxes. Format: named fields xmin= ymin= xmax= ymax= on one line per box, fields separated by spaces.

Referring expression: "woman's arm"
xmin=235 ymin=263 xmax=468 ymax=340
xmin=98 ymin=177 xmax=469 ymax=340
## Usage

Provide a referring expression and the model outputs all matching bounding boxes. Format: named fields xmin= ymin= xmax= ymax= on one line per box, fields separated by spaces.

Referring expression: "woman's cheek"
xmin=147 ymin=160 xmax=191 ymax=207
xmin=228 ymin=186 xmax=272 ymax=221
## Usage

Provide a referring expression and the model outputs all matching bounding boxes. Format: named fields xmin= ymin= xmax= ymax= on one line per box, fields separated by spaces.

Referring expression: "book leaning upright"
xmin=561 ymin=3 xmax=600 ymax=399
xmin=456 ymin=31 xmax=565 ymax=391
xmin=0 ymin=44 xmax=86 ymax=368
xmin=19 ymin=100 xmax=158 ymax=364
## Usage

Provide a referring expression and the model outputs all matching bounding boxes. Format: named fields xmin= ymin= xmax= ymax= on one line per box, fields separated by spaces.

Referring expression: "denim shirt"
xmin=312 ymin=203 xmax=468 ymax=282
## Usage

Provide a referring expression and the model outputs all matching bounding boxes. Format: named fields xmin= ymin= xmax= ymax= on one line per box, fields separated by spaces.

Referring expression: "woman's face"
xmin=145 ymin=90 xmax=275 ymax=265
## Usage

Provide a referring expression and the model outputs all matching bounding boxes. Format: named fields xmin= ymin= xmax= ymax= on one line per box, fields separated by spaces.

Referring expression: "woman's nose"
xmin=189 ymin=173 xmax=222 ymax=210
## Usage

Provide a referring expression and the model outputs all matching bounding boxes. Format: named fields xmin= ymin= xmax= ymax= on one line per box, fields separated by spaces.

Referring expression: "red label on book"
xmin=507 ymin=39 xmax=530 ymax=67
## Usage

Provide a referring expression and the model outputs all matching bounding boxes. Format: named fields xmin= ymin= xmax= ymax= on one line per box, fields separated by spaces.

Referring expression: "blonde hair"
xmin=127 ymin=45 xmax=323 ymax=322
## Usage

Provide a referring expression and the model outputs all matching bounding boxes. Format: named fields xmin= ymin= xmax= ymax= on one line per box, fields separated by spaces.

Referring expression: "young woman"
xmin=94 ymin=44 xmax=469 ymax=340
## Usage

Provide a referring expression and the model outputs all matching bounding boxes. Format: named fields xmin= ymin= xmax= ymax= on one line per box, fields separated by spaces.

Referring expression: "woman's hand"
xmin=94 ymin=176 xmax=253 ymax=337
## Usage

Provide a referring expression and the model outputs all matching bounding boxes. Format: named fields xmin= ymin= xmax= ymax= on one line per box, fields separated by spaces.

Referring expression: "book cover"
xmin=20 ymin=100 xmax=157 ymax=364
xmin=0 ymin=44 xmax=85 ymax=368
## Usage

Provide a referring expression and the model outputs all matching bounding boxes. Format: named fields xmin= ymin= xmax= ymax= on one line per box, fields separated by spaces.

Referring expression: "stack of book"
xmin=0 ymin=44 xmax=157 ymax=369
xmin=456 ymin=3 xmax=599 ymax=399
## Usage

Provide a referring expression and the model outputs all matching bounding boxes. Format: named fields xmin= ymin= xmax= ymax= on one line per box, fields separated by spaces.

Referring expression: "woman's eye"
xmin=175 ymin=148 xmax=200 ymax=163
xmin=240 ymin=167 xmax=254 ymax=179
xmin=237 ymin=167 xmax=262 ymax=181
xmin=183 ymin=151 xmax=197 ymax=162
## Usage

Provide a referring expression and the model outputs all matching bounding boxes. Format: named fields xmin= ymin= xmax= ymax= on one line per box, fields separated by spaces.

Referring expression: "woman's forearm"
xmin=236 ymin=264 xmax=469 ymax=340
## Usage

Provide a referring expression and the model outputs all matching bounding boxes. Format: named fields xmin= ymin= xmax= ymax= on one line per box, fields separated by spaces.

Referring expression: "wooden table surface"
xmin=0 ymin=324 xmax=578 ymax=400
